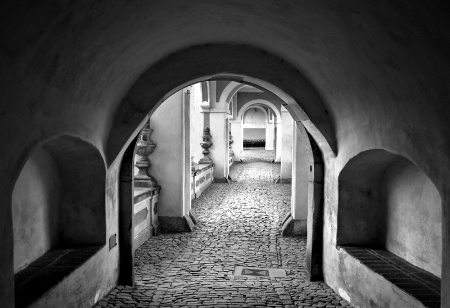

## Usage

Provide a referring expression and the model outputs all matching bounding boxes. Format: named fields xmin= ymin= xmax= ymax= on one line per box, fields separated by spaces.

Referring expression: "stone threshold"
xmin=341 ymin=245 xmax=440 ymax=308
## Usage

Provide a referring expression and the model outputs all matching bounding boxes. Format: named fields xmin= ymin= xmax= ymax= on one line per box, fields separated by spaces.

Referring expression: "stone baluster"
xmin=199 ymin=127 xmax=213 ymax=164
xmin=135 ymin=117 xmax=158 ymax=188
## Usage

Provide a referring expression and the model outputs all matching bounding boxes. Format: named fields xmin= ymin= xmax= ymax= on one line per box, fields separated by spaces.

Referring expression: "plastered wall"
xmin=243 ymin=128 xmax=265 ymax=140
xmin=338 ymin=150 xmax=442 ymax=277
xmin=382 ymin=160 xmax=442 ymax=277
xmin=150 ymin=90 xmax=189 ymax=217
xmin=243 ymin=108 xmax=266 ymax=128
xmin=12 ymin=147 xmax=60 ymax=273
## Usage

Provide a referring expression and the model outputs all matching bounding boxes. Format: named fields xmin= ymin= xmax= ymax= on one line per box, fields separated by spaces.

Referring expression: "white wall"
xmin=383 ymin=160 xmax=442 ymax=277
xmin=280 ymin=108 xmax=294 ymax=180
xmin=291 ymin=123 xmax=311 ymax=220
xmin=150 ymin=90 xmax=190 ymax=217
xmin=243 ymin=108 xmax=266 ymax=128
xmin=191 ymin=83 xmax=204 ymax=163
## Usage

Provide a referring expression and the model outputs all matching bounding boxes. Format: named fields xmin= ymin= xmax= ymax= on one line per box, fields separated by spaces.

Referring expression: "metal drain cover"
xmin=234 ymin=266 xmax=286 ymax=277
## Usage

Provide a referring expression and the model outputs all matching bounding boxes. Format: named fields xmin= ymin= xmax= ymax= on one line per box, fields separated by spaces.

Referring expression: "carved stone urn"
xmin=229 ymin=130 xmax=234 ymax=156
xmin=135 ymin=118 xmax=158 ymax=188
xmin=199 ymin=127 xmax=213 ymax=164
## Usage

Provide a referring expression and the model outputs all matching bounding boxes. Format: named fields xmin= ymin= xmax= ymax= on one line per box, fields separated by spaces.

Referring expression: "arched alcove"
xmin=12 ymin=135 xmax=106 ymax=306
xmin=338 ymin=149 xmax=442 ymax=276
xmin=41 ymin=136 xmax=107 ymax=245
xmin=12 ymin=146 xmax=61 ymax=272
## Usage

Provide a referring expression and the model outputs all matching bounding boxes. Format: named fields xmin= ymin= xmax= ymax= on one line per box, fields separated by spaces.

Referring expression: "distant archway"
xmin=237 ymin=99 xmax=282 ymax=121
xmin=218 ymin=81 xmax=247 ymax=105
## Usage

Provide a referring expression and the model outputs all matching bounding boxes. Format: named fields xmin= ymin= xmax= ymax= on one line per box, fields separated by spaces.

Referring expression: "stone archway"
xmin=105 ymin=46 xmax=334 ymax=282
xmin=237 ymin=99 xmax=282 ymax=121
xmin=105 ymin=44 xmax=337 ymax=165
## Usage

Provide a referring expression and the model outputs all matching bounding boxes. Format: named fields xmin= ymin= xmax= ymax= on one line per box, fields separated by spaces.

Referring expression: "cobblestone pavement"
xmin=95 ymin=156 xmax=351 ymax=307
xmin=241 ymin=148 xmax=275 ymax=163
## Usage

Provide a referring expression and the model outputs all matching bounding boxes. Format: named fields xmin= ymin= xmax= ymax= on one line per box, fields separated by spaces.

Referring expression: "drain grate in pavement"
xmin=234 ymin=266 xmax=286 ymax=277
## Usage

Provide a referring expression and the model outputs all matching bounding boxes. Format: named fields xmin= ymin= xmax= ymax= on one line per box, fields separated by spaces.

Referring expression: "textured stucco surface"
xmin=383 ymin=159 xmax=442 ymax=277
xmin=150 ymin=90 xmax=188 ymax=217
xmin=12 ymin=147 xmax=60 ymax=273
xmin=243 ymin=108 xmax=266 ymax=128
xmin=0 ymin=1 xmax=449 ymax=307
xmin=244 ymin=128 xmax=266 ymax=140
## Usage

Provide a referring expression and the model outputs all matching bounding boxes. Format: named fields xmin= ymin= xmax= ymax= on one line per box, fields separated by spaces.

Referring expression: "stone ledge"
xmin=281 ymin=213 xmax=307 ymax=236
xmin=159 ymin=215 xmax=195 ymax=233
xmin=339 ymin=245 xmax=441 ymax=307
xmin=15 ymin=245 xmax=103 ymax=307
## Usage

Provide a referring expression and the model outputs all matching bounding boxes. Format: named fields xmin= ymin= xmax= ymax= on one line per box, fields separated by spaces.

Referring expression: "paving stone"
xmin=95 ymin=150 xmax=352 ymax=307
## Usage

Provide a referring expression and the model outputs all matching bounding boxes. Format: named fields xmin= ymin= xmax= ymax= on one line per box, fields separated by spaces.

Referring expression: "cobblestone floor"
xmin=241 ymin=148 xmax=275 ymax=163
xmin=95 ymin=152 xmax=351 ymax=307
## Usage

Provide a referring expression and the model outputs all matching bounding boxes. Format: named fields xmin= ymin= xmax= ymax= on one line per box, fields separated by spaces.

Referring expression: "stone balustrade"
xmin=191 ymin=164 xmax=214 ymax=200
xmin=133 ymin=187 xmax=160 ymax=250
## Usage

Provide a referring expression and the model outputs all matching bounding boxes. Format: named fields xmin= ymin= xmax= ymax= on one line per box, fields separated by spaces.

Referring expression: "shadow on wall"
xmin=337 ymin=149 xmax=442 ymax=276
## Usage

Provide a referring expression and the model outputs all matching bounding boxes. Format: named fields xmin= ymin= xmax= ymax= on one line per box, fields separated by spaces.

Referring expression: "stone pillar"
xmin=149 ymin=89 xmax=194 ymax=232
xmin=280 ymin=107 xmax=293 ymax=182
xmin=191 ymin=83 xmax=205 ymax=163
xmin=209 ymin=111 xmax=230 ymax=182
xmin=275 ymin=121 xmax=282 ymax=162
xmin=230 ymin=120 xmax=243 ymax=161
xmin=201 ymin=81 xmax=230 ymax=182
xmin=265 ymin=121 xmax=275 ymax=151
xmin=282 ymin=121 xmax=312 ymax=236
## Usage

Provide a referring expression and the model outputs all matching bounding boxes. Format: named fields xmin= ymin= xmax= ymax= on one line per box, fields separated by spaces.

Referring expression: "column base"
xmin=134 ymin=178 xmax=158 ymax=188
xmin=152 ymin=221 xmax=161 ymax=236
xmin=305 ymin=265 xmax=324 ymax=282
xmin=280 ymin=178 xmax=292 ymax=184
xmin=189 ymin=209 xmax=199 ymax=225
xmin=199 ymin=157 xmax=213 ymax=164
xmin=159 ymin=215 xmax=195 ymax=232
xmin=214 ymin=177 xmax=231 ymax=183
xmin=281 ymin=213 xmax=307 ymax=236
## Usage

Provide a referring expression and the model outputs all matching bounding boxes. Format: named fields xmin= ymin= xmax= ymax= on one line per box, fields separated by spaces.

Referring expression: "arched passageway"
xmin=2 ymin=3 xmax=449 ymax=308
xmin=99 ymin=148 xmax=348 ymax=307
xmin=114 ymin=79 xmax=327 ymax=294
